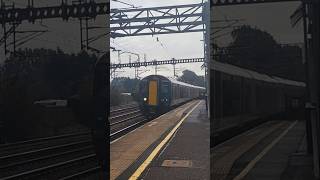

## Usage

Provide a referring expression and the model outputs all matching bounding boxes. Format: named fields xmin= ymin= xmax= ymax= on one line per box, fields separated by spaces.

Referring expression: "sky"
xmin=0 ymin=0 xmax=107 ymax=63
xmin=0 ymin=0 xmax=304 ymax=79
xmin=110 ymin=0 xmax=206 ymax=79
xmin=211 ymin=2 xmax=303 ymax=46
xmin=110 ymin=0 xmax=304 ymax=80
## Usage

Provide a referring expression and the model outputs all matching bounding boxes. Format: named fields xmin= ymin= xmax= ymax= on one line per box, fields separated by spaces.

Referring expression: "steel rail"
xmin=110 ymin=114 xmax=144 ymax=126
xmin=1 ymin=154 xmax=96 ymax=180
xmin=0 ymin=146 xmax=92 ymax=170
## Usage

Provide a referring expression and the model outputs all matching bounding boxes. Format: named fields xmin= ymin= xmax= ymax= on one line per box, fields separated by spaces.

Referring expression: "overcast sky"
xmin=0 ymin=0 xmax=106 ymax=63
xmin=0 ymin=1 xmax=304 ymax=80
xmin=111 ymin=0 xmax=303 ymax=80
xmin=110 ymin=0 xmax=206 ymax=79
xmin=211 ymin=2 xmax=303 ymax=46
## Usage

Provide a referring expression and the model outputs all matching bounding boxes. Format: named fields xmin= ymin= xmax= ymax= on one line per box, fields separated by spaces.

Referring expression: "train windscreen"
xmin=148 ymin=80 xmax=158 ymax=106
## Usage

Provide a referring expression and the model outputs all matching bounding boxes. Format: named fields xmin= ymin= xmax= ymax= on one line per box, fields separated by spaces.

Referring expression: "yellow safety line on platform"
xmin=128 ymin=100 xmax=202 ymax=180
xmin=111 ymin=101 xmax=195 ymax=144
xmin=233 ymin=120 xmax=298 ymax=180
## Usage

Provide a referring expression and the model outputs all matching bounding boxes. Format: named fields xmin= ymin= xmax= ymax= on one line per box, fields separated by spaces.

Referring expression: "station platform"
xmin=212 ymin=119 xmax=315 ymax=180
xmin=110 ymin=100 xmax=210 ymax=180
xmin=140 ymin=100 xmax=210 ymax=180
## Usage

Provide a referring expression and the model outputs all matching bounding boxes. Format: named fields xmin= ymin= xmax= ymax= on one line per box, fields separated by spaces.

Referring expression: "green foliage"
xmin=0 ymin=48 xmax=96 ymax=142
xmin=110 ymin=77 xmax=140 ymax=106
xmin=43 ymin=49 xmax=95 ymax=97
xmin=177 ymin=70 xmax=205 ymax=87
xmin=110 ymin=87 xmax=124 ymax=106
xmin=221 ymin=25 xmax=305 ymax=81
xmin=111 ymin=77 xmax=140 ymax=93
xmin=227 ymin=25 xmax=279 ymax=67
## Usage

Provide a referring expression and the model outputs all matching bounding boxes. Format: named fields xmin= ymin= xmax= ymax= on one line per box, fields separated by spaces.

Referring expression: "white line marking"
xmin=233 ymin=120 xmax=298 ymax=180
xmin=128 ymin=100 xmax=202 ymax=180
xmin=148 ymin=122 xmax=158 ymax=127
xmin=110 ymin=101 xmax=196 ymax=144
xmin=213 ymin=121 xmax=273 ymax=150
xmin=110 ymin=125 xmax=144 ymax=144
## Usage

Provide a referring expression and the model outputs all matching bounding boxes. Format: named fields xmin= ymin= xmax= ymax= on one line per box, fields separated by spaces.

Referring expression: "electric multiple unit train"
xmin=138 ymin=75 xmax=205 ymax=115
xmin=211 ymin=60 xmax=306 ymax=129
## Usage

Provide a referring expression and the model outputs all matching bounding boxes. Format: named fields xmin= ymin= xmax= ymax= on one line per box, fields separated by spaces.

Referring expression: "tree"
xmin=177 ymin=70 xmax=205 ymax=87
xmin=226 ymin=25 xmax=279 ymax=71
xmin=111 ymin=77 xmax=140 ymax=93
xmin=110 ymin=77 xmax=140 ymax=106
xmin=0 ymin=48 xmax=97 ymax=142
xmin=223 ymin=25 xmax=305 ymax=81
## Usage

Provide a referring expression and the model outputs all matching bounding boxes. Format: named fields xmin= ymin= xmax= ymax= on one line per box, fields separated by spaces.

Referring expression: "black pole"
xmin=80 ymin=18 xmax=83 ymax=50
xmin=308 ymin=1 xmax=320 ymax=177
xmin=92 ymin=53 xmax=109 ymax=179
xmin=302 ymin=1 xmax=313 ymax=154
xmin=4 ymin=24 xmax=7 ymax=55
xmin=13 ymin=23 xmax=16 ymax=56
xmin=86 ymin=18 xmax=89 ymax=49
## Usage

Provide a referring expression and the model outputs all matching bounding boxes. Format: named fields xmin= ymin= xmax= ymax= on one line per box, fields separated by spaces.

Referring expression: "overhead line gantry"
xmin=109 ymin=2 xmax=210 ymax=77
xmin=210 ymin=0 xmax=299 ymax=6
xmin=110 ymin=3 xmax=206 ymax=37
xmin=0 ymin=1 xmax=109 ymax=55
xmin=110 ymin=57 xmax=205 ymax=69
xmin=0 ymin=2 xmax=109 ymax=23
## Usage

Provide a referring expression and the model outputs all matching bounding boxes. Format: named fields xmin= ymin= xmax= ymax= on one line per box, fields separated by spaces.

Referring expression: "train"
xmin=138 ymin=75 xmax=206 ymax=115
xmin=210 ymin=60 xmax=306 ymax=130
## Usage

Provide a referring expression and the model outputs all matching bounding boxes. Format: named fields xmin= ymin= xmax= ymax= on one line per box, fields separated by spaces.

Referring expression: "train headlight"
xmin=143 ymin=98 xmax=147 ymax=101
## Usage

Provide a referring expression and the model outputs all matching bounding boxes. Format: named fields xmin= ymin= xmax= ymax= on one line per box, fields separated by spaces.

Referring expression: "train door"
xmin=161 ymin=81 xmax=170 ymax=106
xmin=148 ymin=80 xmax=158 ymax=106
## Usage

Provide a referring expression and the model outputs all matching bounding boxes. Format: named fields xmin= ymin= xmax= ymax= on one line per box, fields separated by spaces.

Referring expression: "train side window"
xmin=180 ymin=85 xmax=184 ymax=98
xmin=161 ymin=81 xmax=170 ymax=94
xmin=172 ymin=84 xmax=175 ymax=98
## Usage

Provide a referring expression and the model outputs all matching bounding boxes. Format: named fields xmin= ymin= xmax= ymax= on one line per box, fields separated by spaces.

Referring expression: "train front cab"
xmin=139 ymin=76 xmax=171 ymax=116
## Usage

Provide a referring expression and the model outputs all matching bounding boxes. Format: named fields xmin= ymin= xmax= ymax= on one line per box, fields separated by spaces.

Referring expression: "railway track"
xmin=212 ymin=113 xmax=283 ymax=147
xmin=0 ymin=131 xmax=101 ymax=179
xmin=109 ymin=100 xmax=200 ymax=142
xmin=109 ymin=103 xmax=148 ymax=141
xmin=0 ymin=102 xmax=145 ymax=179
